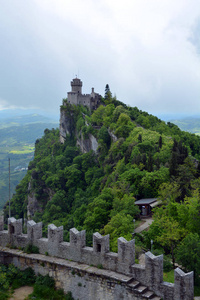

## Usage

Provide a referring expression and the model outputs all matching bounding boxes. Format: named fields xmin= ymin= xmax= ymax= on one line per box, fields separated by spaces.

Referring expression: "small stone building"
xmin=135 ymin=198 xmax=158 ymax=217
xmin=67 ymin=77 xmax=101 ymax=110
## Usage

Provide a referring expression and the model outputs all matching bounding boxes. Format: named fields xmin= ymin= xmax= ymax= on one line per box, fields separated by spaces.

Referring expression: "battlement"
xmin=0 ymin=217 xmax=194 ymax=299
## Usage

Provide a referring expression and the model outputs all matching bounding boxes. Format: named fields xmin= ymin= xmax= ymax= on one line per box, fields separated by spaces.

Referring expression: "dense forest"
xmin=5 ymin=88 xmax=200 ymax=286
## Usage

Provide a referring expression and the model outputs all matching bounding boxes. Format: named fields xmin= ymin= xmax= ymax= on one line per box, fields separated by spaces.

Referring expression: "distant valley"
xmin=169 ymin=117 xmax=200 ymax=135
xmin=0 ymin=110 xmax=58 ymax=209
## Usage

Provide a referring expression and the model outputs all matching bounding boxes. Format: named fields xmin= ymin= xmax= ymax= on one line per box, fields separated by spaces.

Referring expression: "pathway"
xmin=135 ymin=218 xmax=153 ymax=234
xmin=9 ymin=286 xmax=33 ymax=300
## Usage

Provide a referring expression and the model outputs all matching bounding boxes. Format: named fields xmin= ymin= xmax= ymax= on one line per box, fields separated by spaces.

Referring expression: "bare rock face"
xmin=59 ymin=109 xmax=72 ymax=143
xmin=27 ymin=181 xmax=54 ymax=219
xmin=60 ymin=107 xmax=99 ymax=152
xmin=27 ymin=182 xmax=43 ymax=219
xmin=59 ymin=106 xmax=77 ymax=144
xmin=76 ymin=133 xmax=98 ymax=153
xmin=108 ymin=129 xmax=118 ymax=142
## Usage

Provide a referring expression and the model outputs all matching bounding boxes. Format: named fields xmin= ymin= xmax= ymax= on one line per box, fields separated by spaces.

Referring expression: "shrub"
xmin=12 ymin=267 xmax=36 ymax=289
xmin=35 ymin=274 xmax=55 ymax=288
xmin=97 ymin=264 xmax=103 ymax=269
xmin=24 ymin=244 xmax=39 ymax=254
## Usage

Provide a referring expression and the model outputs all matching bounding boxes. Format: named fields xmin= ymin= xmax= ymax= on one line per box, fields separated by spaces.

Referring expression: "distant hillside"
xmin=170 ymin=117 xmax=200 ymax=135
xmin=0 ymin=113 xmax=58 ymax=209
xmin=0 ymin=113 xmax=58 ymax=129
xmin=0 ymin=108 xmax=59 ymax=120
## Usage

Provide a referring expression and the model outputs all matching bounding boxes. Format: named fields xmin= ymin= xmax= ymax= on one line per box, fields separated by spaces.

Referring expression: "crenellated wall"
xmin=0 ymin=217 xmax=194 ymax=300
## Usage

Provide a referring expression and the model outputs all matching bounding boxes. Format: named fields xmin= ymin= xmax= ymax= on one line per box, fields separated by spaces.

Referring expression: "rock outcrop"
xmin=59 ymin=108 xmax=74 ymax=143
xmin=59 ymin=106 xmax=99 ymax=153
xmin=27 ymin=180 xmax=54 ymax=219
xmin=76 ymin=133 xmax=98 ymax=153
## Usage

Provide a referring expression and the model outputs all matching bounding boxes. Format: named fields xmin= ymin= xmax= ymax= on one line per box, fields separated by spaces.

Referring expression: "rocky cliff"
xmin=59 ymin=107 xmax=74 ymax=143
xmin=59 ymin=106 xmax=99 ymax=153
xmin=27 ymin=178 xmax=54 ymax=218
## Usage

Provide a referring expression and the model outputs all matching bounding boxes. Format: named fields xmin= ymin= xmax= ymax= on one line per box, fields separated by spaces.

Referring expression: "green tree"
xmin=98 ymin=126 xmax=111 ymax=148
xmin=104 ymin=84 xmax=112 ymax=102
xmin=176 ymin=233 xmax=200 ymax=284
xmin=155 ymin=215 xmax=186 ymax=267
xmin=159 ymin=135 xmax=162 ymax=149
xmin=115 ymin=113 xmax=135 ymax=138
xmin=103 ymin=212 xmax=133 ymax=252
xmin=158 ymin=182 xmax=181 ymax=205
xmin=84 ymin=188 xmax=113 ymax=231
xmin=138 ymin=134 xmax=142 ymax=143
xmin=147 ymin=152 xmax=153 ymax=172
xmin=91 ymin=105 xmax=105 ymax=125
xmin=177 ymin=188 xmax=200 ymax=235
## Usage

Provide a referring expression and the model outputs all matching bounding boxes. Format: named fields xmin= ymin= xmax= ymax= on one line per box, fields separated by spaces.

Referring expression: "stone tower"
xmin=71 ymin=78 xmax=82 ymax=94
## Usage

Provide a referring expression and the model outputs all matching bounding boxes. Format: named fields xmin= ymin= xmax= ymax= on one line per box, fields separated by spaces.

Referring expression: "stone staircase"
xmin=127 ymin=278 xmax=162 ymax=299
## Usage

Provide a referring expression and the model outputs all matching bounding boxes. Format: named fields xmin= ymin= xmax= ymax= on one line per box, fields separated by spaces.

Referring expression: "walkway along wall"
xmin=0 ymin=217 xmax=194 ymax=300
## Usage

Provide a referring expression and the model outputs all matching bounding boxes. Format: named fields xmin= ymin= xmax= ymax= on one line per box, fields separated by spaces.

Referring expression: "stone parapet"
xmin=0 ymin=216 xmax=194 ymax=300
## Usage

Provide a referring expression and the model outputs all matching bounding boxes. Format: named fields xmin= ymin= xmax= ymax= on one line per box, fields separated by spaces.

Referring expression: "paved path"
xmin=135 ymin=218 xmax=153 ymax=233
xmin=9 ymin=286 xmax=33 ymax=300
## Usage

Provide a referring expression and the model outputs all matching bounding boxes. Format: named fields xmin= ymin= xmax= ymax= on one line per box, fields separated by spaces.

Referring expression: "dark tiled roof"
xmin=135 ymin=198 xmax=157 ymax=205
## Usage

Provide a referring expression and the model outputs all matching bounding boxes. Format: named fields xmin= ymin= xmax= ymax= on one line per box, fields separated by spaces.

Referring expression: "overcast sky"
xmin=0 ymin=0 xmax=200 ymax=118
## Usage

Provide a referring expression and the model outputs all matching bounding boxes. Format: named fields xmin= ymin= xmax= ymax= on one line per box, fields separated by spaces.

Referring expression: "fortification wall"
xmin=67 ymin=92 xmax=92 ymax=107
xmin=67 ymin=92 xmax=79 ymax=105
xmin=0 ymin=217 xmax=194 ymax=300
xmin=0 ymin=248 xmax=154 ymax=300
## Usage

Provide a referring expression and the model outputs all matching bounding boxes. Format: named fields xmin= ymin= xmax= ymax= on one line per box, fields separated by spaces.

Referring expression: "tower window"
xmin=9 ymin=224 xmax=15 ymax=234
xmin=96 ymin=243 xmax=101 ymax=252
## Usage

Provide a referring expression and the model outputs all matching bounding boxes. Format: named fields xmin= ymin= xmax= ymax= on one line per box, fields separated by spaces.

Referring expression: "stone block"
xmin=145 ymin=251 xmax=163 ymax=295
xmin=48 ymin=224 xmax=63 ymax=243
xmin=48 ymin=224 xmax=63 ymax=256
xmin=131 ymin=264 xmax=146 ymax=285
xmin=27 ymin=220 xmax=42 ymax=242
xmin=174 ymin=268 xmax=194 ymax=300
xmin=70 ymin=228 xmax=86 ymax=249
xmin=93 ymin=232 xmax=109 ymax=254
xmin=117 ymin=237 xmax=135 ymax=275
xmin=8 ymin=217 xmax=22 ymax=236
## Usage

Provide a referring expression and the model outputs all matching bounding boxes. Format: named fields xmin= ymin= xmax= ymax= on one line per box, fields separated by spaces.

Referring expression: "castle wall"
xmin=0 ymin=249 xmax=148 ymax=300
xmin=77 ymin=94 xmax=91 ymax=107
xmin=67 ymin=92 xmax=78 ymax=105
xmin=0 ymin=217 xmax=194 ymax=300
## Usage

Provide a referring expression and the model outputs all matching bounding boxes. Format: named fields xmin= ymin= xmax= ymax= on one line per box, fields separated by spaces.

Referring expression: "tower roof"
xmin=71 ymin=78 xmax=82 ymax=87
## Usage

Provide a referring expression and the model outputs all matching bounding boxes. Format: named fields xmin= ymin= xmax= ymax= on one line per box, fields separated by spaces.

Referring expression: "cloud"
xmin=0 ymin=0 xmax=200 ymax=115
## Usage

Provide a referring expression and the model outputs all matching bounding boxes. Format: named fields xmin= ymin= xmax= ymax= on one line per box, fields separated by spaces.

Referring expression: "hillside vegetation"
xmin=5 ymin=94 xmax=200 ymax=284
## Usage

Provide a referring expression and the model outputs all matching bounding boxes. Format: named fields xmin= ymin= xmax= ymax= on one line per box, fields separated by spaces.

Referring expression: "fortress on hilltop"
xmin=67 ymin=77 xmax=101 ymax=110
